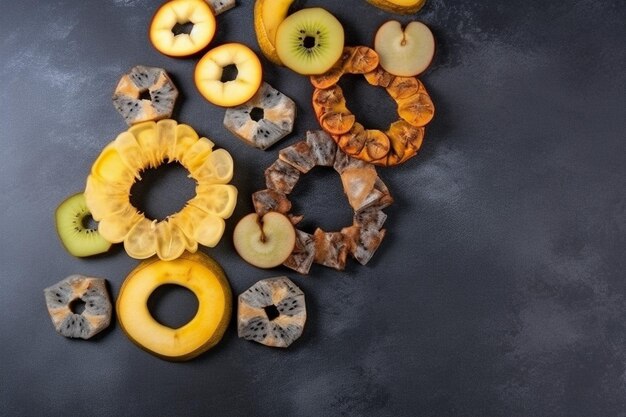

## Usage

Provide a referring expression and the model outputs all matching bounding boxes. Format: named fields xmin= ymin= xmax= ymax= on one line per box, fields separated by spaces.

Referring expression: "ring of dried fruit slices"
xmin=311 ymin=46 xmax=435 ymax=166
xmin=84 ymin=119 xmax=237 ymax=261
xmin=252 ymin=130 xmax=392 ymax=274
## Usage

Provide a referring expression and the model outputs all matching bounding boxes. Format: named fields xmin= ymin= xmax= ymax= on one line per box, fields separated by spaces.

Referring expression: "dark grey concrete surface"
xmin=1 ymin=1 xmax=625 ymax=416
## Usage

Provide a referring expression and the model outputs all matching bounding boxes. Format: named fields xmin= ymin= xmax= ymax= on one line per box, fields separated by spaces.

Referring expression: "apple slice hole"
xmin=264 ymin=304 xmax=280 ymax=321
xmin=172 ymin=21 xmax=194 ymax=36
xmin=250 ymin=107 xmax=265 ymax=122
xmin=220 ymin=64 xmax=239 ymax=83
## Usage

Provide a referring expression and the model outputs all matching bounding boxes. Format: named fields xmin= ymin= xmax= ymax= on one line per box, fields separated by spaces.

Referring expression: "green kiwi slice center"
xmin=295 ymin=28 xmax=326 ymax=58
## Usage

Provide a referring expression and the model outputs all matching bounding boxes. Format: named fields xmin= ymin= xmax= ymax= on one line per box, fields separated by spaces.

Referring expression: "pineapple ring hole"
xmin=147 ymin=284 xmax=199 ymax=329
xmin=129 ymin=163 xmax=196 ymax=221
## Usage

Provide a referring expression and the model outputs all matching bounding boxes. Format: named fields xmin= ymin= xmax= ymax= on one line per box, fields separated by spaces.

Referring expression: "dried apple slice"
xmin=149 ymin=0 xmax=217 ymax=57
xmin=374 ymin=20 xmax=435 ymax=77
xmin=233 ymin=212 xmax=296 ymax=269
xmin=194 ymin=43 xmax=263 ymax=107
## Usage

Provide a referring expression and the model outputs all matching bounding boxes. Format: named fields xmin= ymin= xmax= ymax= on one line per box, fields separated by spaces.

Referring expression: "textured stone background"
xmin=1 ymin=1 xmax=625 ymax=416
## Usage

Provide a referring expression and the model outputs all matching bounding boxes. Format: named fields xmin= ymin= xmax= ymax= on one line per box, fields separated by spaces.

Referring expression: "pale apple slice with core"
xmin=233 ymin=212 xmax=296 ymax=268
xmin=374 ymin=20 xmax=435 ymax=77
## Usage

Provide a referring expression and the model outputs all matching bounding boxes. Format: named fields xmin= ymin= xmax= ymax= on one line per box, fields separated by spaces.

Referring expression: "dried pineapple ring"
xmin=310 ymin=46 xmax=435 ymax=167
xmin=84 ymin=119 xmax=237 ymax=261
xmin=252 ymin=130 xmax=393 ymax=274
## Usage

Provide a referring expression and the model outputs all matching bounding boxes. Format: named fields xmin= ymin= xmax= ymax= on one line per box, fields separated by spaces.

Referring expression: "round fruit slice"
xmin=112 ymin=66 xmax=179 ymax=125
xmin=223 ymin=82 xmax=297 ymax=150
xmin=85 ymin=120 xmax=237 ymax=261
xmin=149 ymin=0 xmax=216 ymax=57
xmin=238 ymin=276 xmax=306 ymax=348
xmin=374 ymin=21 xmax=435 ymax=77
xmin=194 ymin=43 xmax=263 ymax=107
xmin=233 ymin=212 xmax=296 ymax=268
xmin=275 ymin=8 xmax=345 ymax=75
xmin=44 ymin=274 xmax=112 ymax=339
xmin=117 ymin=252 xmax=231 ymax=361
xmin=55 ymin=193 xmax=112 ymax=257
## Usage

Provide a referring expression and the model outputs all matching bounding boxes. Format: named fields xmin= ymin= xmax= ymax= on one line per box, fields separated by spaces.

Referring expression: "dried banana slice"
xmin=223 ymin=82 xmax=296 ymax=150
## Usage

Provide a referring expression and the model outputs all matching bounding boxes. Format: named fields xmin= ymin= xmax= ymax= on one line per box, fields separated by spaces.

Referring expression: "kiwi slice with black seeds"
xmin=55 ymin=193 xmax=112 ymax=257
xmin=275 ymin=7 xmax=345 ymax=75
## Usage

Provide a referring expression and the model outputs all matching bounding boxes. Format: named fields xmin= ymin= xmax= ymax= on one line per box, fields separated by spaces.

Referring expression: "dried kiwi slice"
xmin=55 ymin=193 xmax=112 ymax=257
